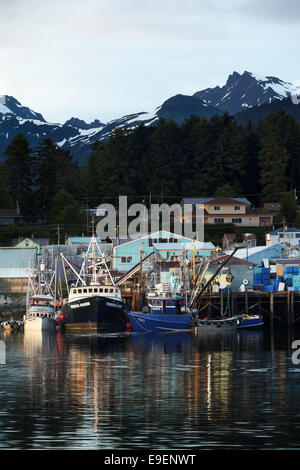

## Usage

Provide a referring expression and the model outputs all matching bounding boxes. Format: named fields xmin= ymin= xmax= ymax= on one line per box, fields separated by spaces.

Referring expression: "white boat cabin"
xmin=27 ymin=295 xmax=55 ymax=318
xmin=69 ymin=284 xmax=122 ymax=302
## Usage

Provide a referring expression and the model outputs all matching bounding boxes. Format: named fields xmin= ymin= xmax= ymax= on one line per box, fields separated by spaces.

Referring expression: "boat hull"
xmin=197 ymin=318 xmax=238 ymax=331
xmin=237 ymin=315 xmax=264 ymax=329
xmin=128 ymin=311 xmax=194 ymax=332
xmin=62 ymin=295 xmax=130 ymax=332
xmin=24 ymin=316 xmax=57 ymax=332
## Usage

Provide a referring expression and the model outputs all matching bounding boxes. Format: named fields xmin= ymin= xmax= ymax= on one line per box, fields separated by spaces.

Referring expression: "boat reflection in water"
xmin=23 ymin=330 xmax=57 ymax=356
xmin=2 ymin=326 xmax=299 ymax=450
xmin=129 ymin=330 xmax=195 ymax=353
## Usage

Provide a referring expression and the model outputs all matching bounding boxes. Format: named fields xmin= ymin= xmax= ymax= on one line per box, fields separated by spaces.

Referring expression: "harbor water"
xmin=1 ymin=325 xmax=300 ymax=450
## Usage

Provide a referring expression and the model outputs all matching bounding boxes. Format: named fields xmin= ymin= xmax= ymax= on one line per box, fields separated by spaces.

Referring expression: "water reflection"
xmin=0 ymin=328 xmax=300 ymax=449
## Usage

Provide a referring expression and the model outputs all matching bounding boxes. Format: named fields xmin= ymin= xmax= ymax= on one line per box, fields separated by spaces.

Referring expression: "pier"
xmin=199 ymin=290 xmax=300 ymax=328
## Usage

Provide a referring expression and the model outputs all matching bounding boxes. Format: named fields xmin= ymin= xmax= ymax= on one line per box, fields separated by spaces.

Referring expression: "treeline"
xmin=0 ymin=136 xmax=85 ymax=229
xmin=0 ymin=110 xmax=300 ymax=233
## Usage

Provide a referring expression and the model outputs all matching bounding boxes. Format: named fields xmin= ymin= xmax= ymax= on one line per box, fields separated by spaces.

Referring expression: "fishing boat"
xmin=197 ymin=313 xmax=264 ymax=331
xmin=236 ymin=314 xmax=264 ymax=329
xmin=60 ymin=235 xmax=130 ymax=332
xmin=128 ymin=291 xmax=195 ymax=332
xmin=24 ymin=259 xmax=57 ymax=332
xmin=197 ymin=316 xmax=238 ymax=331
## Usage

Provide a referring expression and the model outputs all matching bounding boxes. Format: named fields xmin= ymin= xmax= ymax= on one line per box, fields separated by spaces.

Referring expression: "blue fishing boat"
xmin=236 ymin=314 xmax=264 ymax=329
xmin=128 ymin=292 xmax=195 ymax=332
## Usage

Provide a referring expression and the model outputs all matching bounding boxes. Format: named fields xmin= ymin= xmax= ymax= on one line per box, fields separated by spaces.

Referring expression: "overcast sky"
xmin=0 ymin=0 xmax=299 ymax=123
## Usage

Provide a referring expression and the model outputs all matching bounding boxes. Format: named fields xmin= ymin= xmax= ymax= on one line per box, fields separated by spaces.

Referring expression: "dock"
xmin=199 ymin=290 xmax=300 ymax=328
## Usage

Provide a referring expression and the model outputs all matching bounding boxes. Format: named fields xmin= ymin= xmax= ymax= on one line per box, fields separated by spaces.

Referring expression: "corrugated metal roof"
xmin=0 ymin=268 xmax=30 ymax=278
xmin=114 ymin=231 xmax=197 ymax=249
xmin=0 ymin=248 xmax=36 ymax=269
xmin=225 ymin=243 xmax=286 ymax=259
xmin=67 ymin=237 xmax=101 ymax=244
xmin=153 ymin=241 xmax=215 ymax=251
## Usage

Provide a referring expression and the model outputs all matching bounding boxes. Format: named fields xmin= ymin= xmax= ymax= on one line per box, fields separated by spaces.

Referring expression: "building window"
xmin=234 ymin=206 xmax=240 ymax=211
xmin=232 ymin=218 xmax=242 ymax=224
xmin=121 ymin=256 xmax=133 ymax=263
xmin=214 ymin=206 xmax=220 ymax=211
xmin=214 ymin=218 xmax=224 ymax=224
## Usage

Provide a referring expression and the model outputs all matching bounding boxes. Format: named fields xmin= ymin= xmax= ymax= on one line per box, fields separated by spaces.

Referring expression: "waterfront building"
xmin=266 ymin=227 xmax=300 ymax=248
xmin=0 ymin=247 xmax=36 ymax=293
xmin=113 ymin=230 xmax=216 ymax=272
xmin=226 ymin=243 xmax=287 ymax=266
xmin=0 ymin=209 xmax=22 ymax=226
xmin=181 ymin=196 xmax=273 ymax=227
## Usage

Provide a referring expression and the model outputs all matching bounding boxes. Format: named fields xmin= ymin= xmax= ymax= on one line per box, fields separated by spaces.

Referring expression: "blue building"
xmin=226 ymin=243 xmax=287 ymax=266
xmin=113 ymin=231 xmax=216 ymax=272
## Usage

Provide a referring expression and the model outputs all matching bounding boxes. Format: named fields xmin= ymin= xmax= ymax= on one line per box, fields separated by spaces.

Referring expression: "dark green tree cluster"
xmin=1 ymin=109 xmax=300 ymax=235
xmin=2 ymin=135 xmax=85 ymax=231
xmin=85 ymin=110 xmax=300 ymax=214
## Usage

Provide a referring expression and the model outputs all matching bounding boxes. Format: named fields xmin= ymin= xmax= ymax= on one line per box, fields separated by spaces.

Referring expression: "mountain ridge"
xmin=0 ymin=71 xmax=298 ymax=163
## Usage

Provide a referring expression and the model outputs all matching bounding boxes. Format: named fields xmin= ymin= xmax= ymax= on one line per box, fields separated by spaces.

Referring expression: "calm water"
xmin=0 ymin=326 xmax=300 ymax=450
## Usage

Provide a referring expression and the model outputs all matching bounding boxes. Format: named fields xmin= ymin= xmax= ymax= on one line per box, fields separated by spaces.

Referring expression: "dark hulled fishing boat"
xmin=60 ymin=235 xmax=130 ymax=332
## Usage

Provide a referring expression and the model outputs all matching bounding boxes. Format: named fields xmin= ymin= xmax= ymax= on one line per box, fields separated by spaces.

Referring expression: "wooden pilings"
xmin=270 ymin=291 xmax=274 ymax=331
xmin=198 ymin=290 xmax=300 ymax=329
xmin=245 ymin=290 xmax=248 ymax=315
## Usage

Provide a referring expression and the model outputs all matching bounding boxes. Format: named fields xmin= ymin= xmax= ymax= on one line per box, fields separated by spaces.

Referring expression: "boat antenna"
xmin=91 ymin=217 xmax=95 ymax=237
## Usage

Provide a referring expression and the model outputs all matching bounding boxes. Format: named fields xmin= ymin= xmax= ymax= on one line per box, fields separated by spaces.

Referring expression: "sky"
xmin=0 ymin=0 xmax=299 ymax=124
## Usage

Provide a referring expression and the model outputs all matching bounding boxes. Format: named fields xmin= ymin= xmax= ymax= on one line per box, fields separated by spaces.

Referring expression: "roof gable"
xmin=181 ymin=197 xmax=251 ymax=206
xmin=114 ymin=230 xmax=198 ymax=249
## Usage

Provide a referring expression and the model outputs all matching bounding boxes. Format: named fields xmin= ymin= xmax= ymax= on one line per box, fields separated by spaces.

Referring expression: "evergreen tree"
xmin=34 ymin=138 xmax=81 ymax=221
xmin=279 ymin=192 xmax=298 ymax=225
xmin=4 ymin=134 xmax=34 ymax=219
xmin=49 ymin=189 xmax=84 ymax=230
xmin=0 ymin=163 xmax=14 ymax=208
xmin=259 ymin=111 xmax=290 ymax=201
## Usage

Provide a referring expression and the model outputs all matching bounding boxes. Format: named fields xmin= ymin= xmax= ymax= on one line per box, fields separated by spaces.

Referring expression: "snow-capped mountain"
xmin=193 ymin=71 xmax=297 ymax=115
xmin=0 ymin=71 xmax=298 ymax=164
xmin=0 ymin=95 xmax=45 ymax=121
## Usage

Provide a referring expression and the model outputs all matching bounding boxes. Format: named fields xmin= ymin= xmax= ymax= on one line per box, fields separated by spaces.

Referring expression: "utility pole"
xmin=86 ymin=197 xmax=89 ymax=235
xmin=294 ymin=188 xmax=297 ymax=202
xmin=57 ymin=225 xmax=60 ymax=246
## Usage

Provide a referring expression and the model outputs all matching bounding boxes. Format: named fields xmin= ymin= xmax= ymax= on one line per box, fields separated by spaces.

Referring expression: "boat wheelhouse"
xmin=24 ymin=259 xmax=58 ymax=332
xmin=128 ymin=290 xmax=195 ymax=332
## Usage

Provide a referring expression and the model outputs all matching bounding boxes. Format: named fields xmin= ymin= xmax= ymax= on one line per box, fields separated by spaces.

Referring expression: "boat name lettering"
xmin=70 ymin=302 xmax=91 ymax=309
